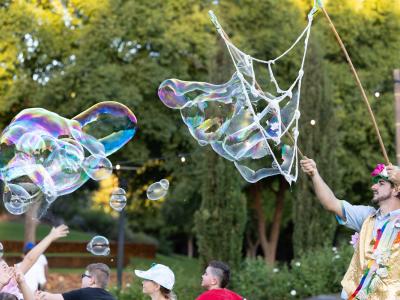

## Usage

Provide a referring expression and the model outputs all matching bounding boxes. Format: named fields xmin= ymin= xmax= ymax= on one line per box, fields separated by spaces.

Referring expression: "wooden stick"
xmin=320 ymin=5 xmax=390 ymax=165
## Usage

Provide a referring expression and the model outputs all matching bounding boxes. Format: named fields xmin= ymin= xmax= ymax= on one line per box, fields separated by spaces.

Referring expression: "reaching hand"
xmin=0 ymin=260 xmax=9 ymax=270
xmin=36 ymin=291 xmax=51 ymax=300
xmin=35 ymin=291 xmax=42 ymax=300
xmin=14 ymin=265 xmax=25 ymax=285
xmin=386 ymin=165 xmax=400 ymax=186
xmin=0 ymin=264 xmax=14 ymax=287
xmin=48 ymin=224 xmax=69 ymax=241
xmin=300 ymin=157 xmax=317 ymax=177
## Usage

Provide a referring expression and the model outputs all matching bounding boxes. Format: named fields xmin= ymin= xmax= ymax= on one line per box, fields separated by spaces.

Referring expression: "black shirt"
xmin=62 ymin=287 xmax=116 ymax=300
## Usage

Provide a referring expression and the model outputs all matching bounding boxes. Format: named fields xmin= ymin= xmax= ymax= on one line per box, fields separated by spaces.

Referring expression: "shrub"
xmin=233 ymin=245 xmax=353 ymax=299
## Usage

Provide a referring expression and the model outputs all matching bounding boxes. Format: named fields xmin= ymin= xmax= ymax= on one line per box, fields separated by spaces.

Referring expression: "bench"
xmin=2 ymin=240 xmax=156 ymax=268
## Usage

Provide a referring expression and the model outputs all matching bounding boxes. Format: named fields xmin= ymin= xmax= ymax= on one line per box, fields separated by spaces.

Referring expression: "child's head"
xmin=201 ymin=260 xmax=230 ymax=289
xmin=0 ymin=293 xmax=18 ymax=300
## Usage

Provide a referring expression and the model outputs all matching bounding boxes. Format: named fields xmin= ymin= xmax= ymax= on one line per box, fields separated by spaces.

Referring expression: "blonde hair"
xmin=86 ymin=263 xmax=110 ymax=289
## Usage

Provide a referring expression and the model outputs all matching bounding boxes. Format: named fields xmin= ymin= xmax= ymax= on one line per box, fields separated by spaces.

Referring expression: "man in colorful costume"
xmin=301 ymin=158 xmax=400 ymax=299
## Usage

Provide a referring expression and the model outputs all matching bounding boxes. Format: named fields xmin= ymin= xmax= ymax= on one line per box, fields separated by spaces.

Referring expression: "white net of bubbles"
xmin=158 ymin=5 xmax=318 ymax=184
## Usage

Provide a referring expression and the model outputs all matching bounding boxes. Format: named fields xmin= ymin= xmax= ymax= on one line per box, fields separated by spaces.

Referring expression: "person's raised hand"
xmin=0 ymin=264 xmax=14 ymax=286
xmin=386 ymin=165 xmax=400 ymax=186
xmin=14 ymin=265 xmax=25 ymax=285
xmin=48 ymin=224 xmax=69 ymax=241
xmin=300 ymin=157 xmax=317 ymax=177
xmin=0 ymin=260 xmax=9 ymax=271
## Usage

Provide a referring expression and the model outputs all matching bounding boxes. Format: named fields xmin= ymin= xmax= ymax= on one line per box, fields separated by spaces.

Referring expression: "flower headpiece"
xmin=371 ymin=163 xmax=390 ymax=183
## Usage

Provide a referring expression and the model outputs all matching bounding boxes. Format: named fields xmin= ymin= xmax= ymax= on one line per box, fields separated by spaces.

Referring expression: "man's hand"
xmin=386 ymin=165 xmax=400 ymax=186
xmin=48 ymin=225 xmax=69 ymax=241
xmin=300 ymin=157 xmax=317 ymax=177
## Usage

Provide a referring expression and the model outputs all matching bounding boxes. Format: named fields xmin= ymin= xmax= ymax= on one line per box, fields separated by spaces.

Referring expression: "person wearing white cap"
xmin=134 ymin=264 xmax=176 ymax=300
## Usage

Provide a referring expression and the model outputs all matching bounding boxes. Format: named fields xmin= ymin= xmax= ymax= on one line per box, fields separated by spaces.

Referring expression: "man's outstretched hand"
xmin=386 ymin=165 xmax=400 ymax=186
xmin=300 ymin=157 xmax=317 ymax=177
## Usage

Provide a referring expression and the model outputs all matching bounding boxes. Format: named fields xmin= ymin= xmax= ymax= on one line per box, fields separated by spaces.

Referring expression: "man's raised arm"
xmin=300 ymin=157 xmax=344 ymax=219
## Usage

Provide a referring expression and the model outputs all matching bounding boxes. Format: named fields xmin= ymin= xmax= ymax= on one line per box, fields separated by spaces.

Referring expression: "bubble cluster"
xmin=109 ymin=187 xmax=127 ymax=212
xmin=0 ymin=242 xmax=3 ymax=258
xmin=158 ymin=76 xmax=299 ymax=183
xmin=147 ymin=179 xmax=169 ymax=201
xmin=0 ymin=101 xmax=137 ymax=217
xmin=87 ymin=236 xmax=110 ymax=256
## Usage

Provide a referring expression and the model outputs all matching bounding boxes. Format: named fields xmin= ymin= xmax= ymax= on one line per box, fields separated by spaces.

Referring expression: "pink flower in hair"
xmin=371 ymin=164 xmax=387 ymax=177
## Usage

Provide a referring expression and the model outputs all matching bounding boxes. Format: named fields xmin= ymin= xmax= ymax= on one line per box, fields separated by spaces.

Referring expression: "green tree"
xmin=292 ymin=33 xmax=339 ymax=255
xmin=319 ymin=0 xmax=400 ymax=204
xmin=193 ymin=29 xmax=247 ymax=270
xmin=195 ymin=149 xmax=247 ymax=271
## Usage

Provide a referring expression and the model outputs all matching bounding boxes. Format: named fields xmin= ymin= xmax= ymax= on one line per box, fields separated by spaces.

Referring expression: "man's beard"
xmin=371 ymin=191 xmax=391 ymax=204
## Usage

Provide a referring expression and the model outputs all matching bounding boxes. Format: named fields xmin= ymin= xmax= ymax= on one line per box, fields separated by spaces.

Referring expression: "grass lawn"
xmin=0 ymin=220 xmax=91 ymax=241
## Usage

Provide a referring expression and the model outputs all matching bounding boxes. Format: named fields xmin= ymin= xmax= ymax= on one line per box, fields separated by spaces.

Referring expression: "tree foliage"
xmin=0 ymin=0 xmax=399 ymax=264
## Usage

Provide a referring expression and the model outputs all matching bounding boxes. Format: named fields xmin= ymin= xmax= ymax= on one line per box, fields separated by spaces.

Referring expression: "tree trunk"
xmin=251 ymin=182 xmax=270 ymax=263
xmin=266 ymin=177 xmax=287 ymax=264
xmin=246 ymin=232 xmax=260 ymax=258
xmin=250 ymin=178 xmax=287 ymax=264
xmin=24 ymin=203 xmax=39 ymax=244
xmin=187 ymin=235 xmax=194 ymax=258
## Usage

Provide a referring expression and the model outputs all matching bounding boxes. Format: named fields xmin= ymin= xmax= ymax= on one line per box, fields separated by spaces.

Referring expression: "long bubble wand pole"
xmin=317 ymin=0 xmax=390 ymax=165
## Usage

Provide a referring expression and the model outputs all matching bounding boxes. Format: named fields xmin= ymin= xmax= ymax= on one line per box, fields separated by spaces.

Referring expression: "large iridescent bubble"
xmin=0 ymin=101 xmax=137 ymax=217
xmin=158 ymin=75 xmax=300 ymax=183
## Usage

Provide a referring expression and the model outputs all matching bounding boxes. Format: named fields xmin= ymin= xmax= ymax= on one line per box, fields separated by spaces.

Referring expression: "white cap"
xmin=134 ymin=264 xmax=175 ymax=290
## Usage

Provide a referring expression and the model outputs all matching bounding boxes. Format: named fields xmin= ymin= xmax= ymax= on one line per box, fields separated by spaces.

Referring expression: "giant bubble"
xmin=0 ymin=101 xmax=137 ymax=217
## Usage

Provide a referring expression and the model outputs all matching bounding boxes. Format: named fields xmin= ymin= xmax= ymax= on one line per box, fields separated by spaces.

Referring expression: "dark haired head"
xmin=159 ymin=286 xmax=175 ymax=299
xmin=0 ymin=293 xmax=18 ymax=300
xmin=208 ymin=260 xmax=230 ymax=288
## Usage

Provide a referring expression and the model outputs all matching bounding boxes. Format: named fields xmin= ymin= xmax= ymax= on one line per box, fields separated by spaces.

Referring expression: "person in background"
xmin=0 ymin=225 xmax=69 ymax=299
xmin=36 ymin=263 xmax=116 ymax=300
xmin=134 ymin=263 xmax=176 ymax=300
xmin=0 ymin=264 xmax=35 ymax=300
xmin=196 ymin=260 xmax=245 ymax=300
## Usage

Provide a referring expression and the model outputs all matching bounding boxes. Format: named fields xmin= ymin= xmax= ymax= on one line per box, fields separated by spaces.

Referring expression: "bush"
xmin=110 ymin=284 xmax=146 ymax=300
xmin=233 ymin=245 xmax=353 ymax=300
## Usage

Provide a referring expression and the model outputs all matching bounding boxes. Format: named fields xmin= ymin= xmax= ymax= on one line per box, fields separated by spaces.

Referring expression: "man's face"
xmin=371 ymin=179 xmax=393 ymax=204
xmin=201 ymin=266 xmax=218 ymax=289
xmin=81 ymin=270 xmax=93 ymax=288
